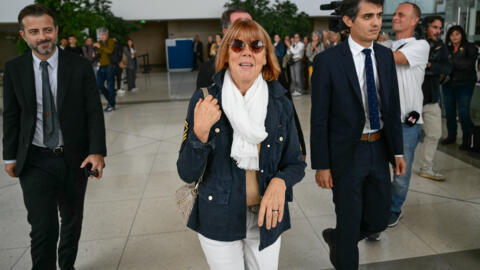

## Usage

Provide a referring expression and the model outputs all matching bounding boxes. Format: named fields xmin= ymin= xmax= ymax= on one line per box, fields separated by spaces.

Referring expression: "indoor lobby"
xmin=1 ymin=70 xmax=480 ymax=269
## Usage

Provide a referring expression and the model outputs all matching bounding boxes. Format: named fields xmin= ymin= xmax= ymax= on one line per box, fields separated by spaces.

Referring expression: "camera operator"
xmin=382 ymin=2 xmax=429 ymax=230
xmin=418 ymin=16 xmax=452 ymax=181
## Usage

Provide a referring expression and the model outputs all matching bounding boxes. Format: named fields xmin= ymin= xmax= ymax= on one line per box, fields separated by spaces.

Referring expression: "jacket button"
xmin=260 ymin=170 xmax=264 ymax=173
xmin=208 ymin=195 xmax=213 ymax=201
xmin=279 ymin=137 xmax=284 ymax=142
xmin=215 ymin=128 xmax=220 ymax=133
xmin=267 ymin=144 xmax=271 ymax=148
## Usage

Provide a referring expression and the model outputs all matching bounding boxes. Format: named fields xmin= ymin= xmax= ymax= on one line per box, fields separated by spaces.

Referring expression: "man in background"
xmin=418 ymin=15 xmax=451 ymax=181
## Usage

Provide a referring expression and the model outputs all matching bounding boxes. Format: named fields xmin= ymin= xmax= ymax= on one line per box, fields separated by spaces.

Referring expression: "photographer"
xmin=418 ymin=16 xmax=451 ymax=181
xmin=94 ymin=27 xmax=116 ymax=112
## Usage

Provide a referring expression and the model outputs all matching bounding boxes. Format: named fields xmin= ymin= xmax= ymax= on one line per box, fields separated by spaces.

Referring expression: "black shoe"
xmin=366 ymin=232 xmax=381 ymax=241
xmin=440 ymin=137 xmax=456 ymax=145
xmin=322 ymin=228 xmax=336 ymax=268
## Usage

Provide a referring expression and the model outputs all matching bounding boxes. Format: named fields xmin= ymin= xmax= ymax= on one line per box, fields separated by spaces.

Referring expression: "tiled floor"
xmin=1 ymin=71 xmax=480 ymax=269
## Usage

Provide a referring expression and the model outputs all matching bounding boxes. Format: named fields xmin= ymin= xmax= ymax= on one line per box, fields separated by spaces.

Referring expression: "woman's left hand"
xmin=258 ymin=177 xmax=286 ymax=230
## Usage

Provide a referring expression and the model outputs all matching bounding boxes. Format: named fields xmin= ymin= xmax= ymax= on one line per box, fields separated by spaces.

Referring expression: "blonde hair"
xmin=215 ymin=19 xmax=280 ymax=81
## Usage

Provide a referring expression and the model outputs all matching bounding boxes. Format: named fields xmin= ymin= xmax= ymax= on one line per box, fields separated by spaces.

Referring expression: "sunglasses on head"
xmin=230 ymin=39 xmax=265 ymax=54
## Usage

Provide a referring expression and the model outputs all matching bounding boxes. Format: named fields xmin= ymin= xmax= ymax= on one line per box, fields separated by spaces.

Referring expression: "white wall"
xmin=0 ymin=0 xmax=333 ymax=23
xmin=110 ymin=0 xmax=334 ymax=20
xmin=0 ymin=0 xmax=447 ymax=24
xmin=0 ymin=0 xmax=34 ymax=23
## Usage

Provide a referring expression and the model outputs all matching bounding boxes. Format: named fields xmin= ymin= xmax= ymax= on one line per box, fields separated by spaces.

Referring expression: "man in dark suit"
xmin=310 ymin=0 xmax=406 ymax=269
xmin=3 ymin=4 xmax=106 ymax=269
xmin=192 ymin=35 xmax=203 ymax=71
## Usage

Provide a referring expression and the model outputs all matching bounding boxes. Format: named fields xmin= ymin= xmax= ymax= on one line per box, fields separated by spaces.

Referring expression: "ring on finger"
xmin=272 ymin=209 xmax=279 ymax=213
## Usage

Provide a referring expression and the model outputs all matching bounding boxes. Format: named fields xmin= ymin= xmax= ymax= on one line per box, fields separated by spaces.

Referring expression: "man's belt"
xmin=31 ymin=145 xmax=64 ymax=156
xmin=360 ymin=131 xmax=382 ymax=142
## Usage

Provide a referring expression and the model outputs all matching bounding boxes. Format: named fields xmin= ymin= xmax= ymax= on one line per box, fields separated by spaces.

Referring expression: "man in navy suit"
xmin=310 ymin=0 xmax=406 ymax=269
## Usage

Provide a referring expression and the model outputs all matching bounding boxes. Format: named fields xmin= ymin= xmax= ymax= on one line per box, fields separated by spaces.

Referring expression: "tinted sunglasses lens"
xmin=250 ymin=40 xmax=264 ymax=53
xmin=230 ymin=39 xmax=244 ymax=53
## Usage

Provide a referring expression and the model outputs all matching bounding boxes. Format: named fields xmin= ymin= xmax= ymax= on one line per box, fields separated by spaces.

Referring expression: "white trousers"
xmin=198 ymin=208 xmax=281 ymax=270
xmin=419 ymin=103 xmax=443 ymax=170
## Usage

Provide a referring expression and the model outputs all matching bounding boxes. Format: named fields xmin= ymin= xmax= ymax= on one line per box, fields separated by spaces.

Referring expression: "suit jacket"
xmin=310 ymin=42 xmax=403 ymax=175
xmin=3 ymin=49 xmax=107 ymax=176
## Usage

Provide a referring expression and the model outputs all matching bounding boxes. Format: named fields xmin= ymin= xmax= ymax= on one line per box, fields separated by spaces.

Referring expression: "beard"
xmin=26 ymin=37 xmax=57 ymax=56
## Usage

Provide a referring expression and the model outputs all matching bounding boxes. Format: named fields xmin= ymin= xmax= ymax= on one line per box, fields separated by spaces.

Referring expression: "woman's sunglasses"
xmin=230 ymin=39 xmax=265 ymax=54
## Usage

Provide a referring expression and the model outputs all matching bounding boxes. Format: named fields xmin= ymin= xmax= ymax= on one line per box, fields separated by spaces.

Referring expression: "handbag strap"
xmin=193 ymin=87 xmax=210 ymax=194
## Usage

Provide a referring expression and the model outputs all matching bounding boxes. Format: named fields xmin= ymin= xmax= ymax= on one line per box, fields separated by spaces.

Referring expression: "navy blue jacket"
xmin=310 ymin=42 xmax=404 ymax=176
xmin=177 ymin=70 xmax=306 ymax=250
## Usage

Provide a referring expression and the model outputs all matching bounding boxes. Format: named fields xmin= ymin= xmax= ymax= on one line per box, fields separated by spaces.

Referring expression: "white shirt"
xmin=288 ymin=41 xmax=305 ymax=61
xmin=32 ymin=48 xmax=64 ymax=147
xmin=390 ymin=37 xmax=429 ymax=124
xmin=348 ymin=36 xmax=383 ymax=134
xmin=4 ymin=49 xmax=64 ymax=164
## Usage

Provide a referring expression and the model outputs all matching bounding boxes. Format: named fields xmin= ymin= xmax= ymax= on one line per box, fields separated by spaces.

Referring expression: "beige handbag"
xmin=175 ymin=87 xmax=209 ymax=225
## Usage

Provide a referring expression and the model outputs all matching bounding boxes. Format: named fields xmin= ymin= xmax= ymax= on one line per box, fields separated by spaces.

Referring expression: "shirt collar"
xmin=32 ymin=46 xmax=59 ymax=70
xmin=392 ymin=37 xmax=415 ymax=50
xmin=348 ymin=35 xmax=374 ymax=57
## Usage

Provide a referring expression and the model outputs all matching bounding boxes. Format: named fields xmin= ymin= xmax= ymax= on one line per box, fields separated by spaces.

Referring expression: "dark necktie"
xmin=40 ymin=61 xmax=59 ymax=148
xmin=362 ymin=49 xmax=380 ymax=130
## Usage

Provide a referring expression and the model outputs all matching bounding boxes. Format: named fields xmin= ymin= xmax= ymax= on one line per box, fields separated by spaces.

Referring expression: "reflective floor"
xmin=1 ymin=71 xmax=480 ymax=269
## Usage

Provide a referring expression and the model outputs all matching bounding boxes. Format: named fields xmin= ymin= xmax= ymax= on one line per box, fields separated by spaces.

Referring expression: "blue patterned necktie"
xmin=362 ymin=48 xmax=380 ymax=130
xmin=40 ymin=61 xmax=59 ymax=148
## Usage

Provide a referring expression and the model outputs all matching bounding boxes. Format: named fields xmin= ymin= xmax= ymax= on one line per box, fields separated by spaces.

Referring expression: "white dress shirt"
xmin=348 ymin=36 xmax=383 ymax=134
xmin=32 ymin=48 xmax=64 ymax=148
xmin=5 ymin=49 xmax=65 ymax=164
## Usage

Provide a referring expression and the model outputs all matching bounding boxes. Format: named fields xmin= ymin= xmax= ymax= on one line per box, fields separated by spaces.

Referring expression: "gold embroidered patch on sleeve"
xmin=182 ymin=120 xmax=189 ymax=142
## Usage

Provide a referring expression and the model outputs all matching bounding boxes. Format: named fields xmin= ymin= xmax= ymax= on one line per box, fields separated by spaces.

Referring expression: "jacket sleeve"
xmin=2 ymin=63 xmax=20 ymax=160
xmin=177 ymin=90 xmax=215 ymax=183
xmin=98 ymin=39 xmax=115 ymax=55
xmin=389 ymin=50 xmax=404 ymax=156
xmin=273 ymin=103 xmax=306 ymax=188
xmin=428 ymin=44 xmax=452 ymax=76
xmin=310 ymin=53 xmax=331 ymax=170
xmin=82 ymin=59 xmax=107 ymax=156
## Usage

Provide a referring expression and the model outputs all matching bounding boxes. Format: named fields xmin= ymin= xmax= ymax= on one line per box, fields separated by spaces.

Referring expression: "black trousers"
xmin=331 ymin=138 xmax=391 ymax=270
xmin=126 ymin=68 xmax=136 ymax=90
xmin=113 ymin=65 xmax=123 ymax=90
xmin=19 ymin=148 xmax=88 ymax=270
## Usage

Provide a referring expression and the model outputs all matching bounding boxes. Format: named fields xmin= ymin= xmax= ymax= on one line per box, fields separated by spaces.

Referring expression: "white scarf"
xmin=222 ymin=70 xmax=269 ymax=170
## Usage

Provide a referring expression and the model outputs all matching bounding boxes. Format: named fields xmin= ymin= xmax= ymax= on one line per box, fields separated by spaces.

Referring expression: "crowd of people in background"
xmin=57 ymin=31 xmax=140 ymax=112
xmin=199 ymin=29 xmax=347 ymax=98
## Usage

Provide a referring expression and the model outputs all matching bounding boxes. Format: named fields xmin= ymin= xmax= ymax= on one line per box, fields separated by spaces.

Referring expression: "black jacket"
xmin=3 ymin=49 xmax=107 ymax=175
xmin=310 ymin=42 xmax=403 ymax=175
xmin=448 ymin=41 xmax=478 ymax=82
xmin=178 ymin=70 xmax=305 ymax=250
xmin=196 ymin=57 xmax=307 ymax=156
xmin=422 ymin=39 xmax=452 ymax=104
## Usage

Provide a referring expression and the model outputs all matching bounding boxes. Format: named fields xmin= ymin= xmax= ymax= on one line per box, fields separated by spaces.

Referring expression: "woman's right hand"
xmin=193 ymin=95 xmax=221 ymax=143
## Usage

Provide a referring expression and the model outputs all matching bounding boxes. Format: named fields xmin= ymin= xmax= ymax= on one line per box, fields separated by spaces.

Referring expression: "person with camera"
xmin=310 ymin=0 xmax=406 ymax=268
xmin=417 ymin=16 xmax=452 ymax=181
xmin=286 ymin=33 xmax=305 ymax=97
xmin=379 ymin=2 xmax=429 ymax=231
xmin=94 ymin=27 xmax=116 ymax=112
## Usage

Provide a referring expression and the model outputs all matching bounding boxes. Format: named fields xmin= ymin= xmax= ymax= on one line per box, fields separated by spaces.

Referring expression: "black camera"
xmin=320 ymin=1 xmax=347 ymax=33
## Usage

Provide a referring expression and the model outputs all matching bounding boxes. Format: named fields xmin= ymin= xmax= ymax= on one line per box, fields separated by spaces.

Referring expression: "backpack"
xmin=467 ymin=126 xmax=480 ymax=153
xmin=109 ymin=42 xmax=123 ymax=65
